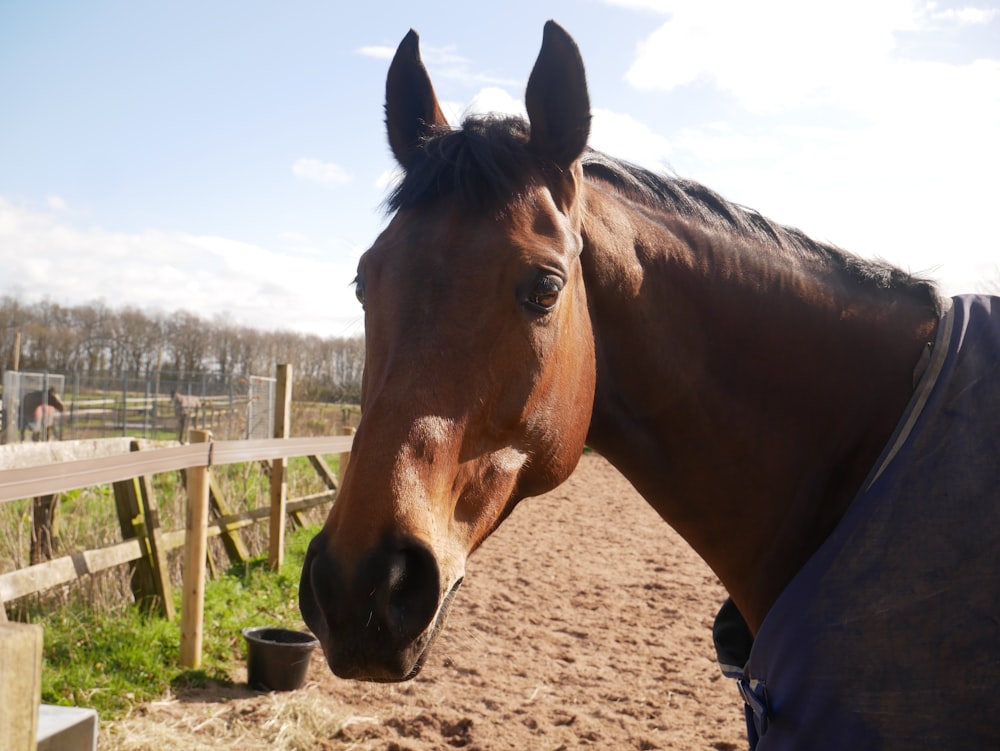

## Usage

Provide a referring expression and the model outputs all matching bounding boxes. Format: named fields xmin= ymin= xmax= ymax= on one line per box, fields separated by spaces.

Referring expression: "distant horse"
xmin=171 ymin=389 xmax=201 ymax=443
xmin=19 ymin=387 xmax=65 ymax=442
xmin=299 ymin=22 xmax=1000 ymax=750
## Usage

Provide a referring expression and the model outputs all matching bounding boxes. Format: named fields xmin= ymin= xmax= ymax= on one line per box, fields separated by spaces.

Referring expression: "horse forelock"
xmin=387 ymin=115 xmax=543 ymax=214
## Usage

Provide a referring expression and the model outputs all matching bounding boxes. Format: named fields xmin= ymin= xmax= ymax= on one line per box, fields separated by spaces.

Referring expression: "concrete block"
xmin=37 ymin=705 xmax=97 ymax=751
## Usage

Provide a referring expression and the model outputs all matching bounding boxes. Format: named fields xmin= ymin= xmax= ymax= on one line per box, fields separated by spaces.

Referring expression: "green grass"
xmin=34 ymin=525 xmax=319 ymax=719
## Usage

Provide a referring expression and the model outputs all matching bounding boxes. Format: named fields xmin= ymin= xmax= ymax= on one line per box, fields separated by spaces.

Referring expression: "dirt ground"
xmin=104 ymin=453 xmax=746 ymax=750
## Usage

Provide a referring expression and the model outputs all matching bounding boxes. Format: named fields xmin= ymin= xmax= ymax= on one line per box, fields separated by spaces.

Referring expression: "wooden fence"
xmin=0 ymin=365 xmax=355 ymax=749
xmin=0 ymin=433 xmax=354 ymax=619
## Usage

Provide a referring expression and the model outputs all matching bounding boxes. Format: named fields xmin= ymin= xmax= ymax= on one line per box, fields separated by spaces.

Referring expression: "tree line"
xmin=0 ymin=296 xmax=364 ymax=403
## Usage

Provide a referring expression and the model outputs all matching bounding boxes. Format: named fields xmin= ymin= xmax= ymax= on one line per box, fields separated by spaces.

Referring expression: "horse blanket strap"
xmin=714 ymin=294 xmax=1000 ymax=750
xmin=714 ymin=597 xmax=767 ymax=748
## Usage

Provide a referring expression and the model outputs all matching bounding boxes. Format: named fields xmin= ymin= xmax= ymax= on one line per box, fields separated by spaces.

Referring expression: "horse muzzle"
xmin=298 ymin=530 xmax=462 ymax=682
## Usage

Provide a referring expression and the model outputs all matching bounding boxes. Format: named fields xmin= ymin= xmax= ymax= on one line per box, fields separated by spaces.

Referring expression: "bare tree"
xmin=165 ymin=311 xmax=211 ymax=377
xmin=0 ymin=296 xmax=366 ymax=403
xmin=70 ymin=302 xmax=114 ymax=373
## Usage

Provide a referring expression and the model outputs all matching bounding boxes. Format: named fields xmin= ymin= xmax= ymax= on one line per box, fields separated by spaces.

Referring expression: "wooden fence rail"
xmin=0 ymin=434 xmax=353 ymax=504
xmin=0 ymin=434 xmax=352 ymax=584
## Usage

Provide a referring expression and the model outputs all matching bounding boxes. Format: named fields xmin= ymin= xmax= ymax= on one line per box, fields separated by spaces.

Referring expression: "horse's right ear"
xmin=385 ymin=30 xmax=449 ymax=170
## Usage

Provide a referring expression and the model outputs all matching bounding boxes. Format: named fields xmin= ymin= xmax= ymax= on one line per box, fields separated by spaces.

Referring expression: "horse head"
xmin=300 ymin=21 xmax=597 ymax=681
xmin=46 ymin=386 xmax=65 ymax=413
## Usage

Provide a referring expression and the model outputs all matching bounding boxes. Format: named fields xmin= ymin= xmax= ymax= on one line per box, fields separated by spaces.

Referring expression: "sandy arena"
xmin=104 ymin=452 xmax=746 ymax=750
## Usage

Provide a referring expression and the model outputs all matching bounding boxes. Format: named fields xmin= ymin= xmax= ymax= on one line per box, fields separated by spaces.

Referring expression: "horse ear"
xmin=526 ymin=21 xmax=591 ymax=169
xmin=385 ymin=29 xmax=449 ymax=170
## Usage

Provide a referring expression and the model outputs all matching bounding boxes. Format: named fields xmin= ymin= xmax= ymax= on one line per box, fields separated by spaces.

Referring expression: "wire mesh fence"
xmin=1 ymin=370 xmax=275 ymax=444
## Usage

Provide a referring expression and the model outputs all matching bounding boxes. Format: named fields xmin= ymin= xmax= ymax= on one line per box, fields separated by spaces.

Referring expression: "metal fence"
xmin=246 ymin=375 xmax=276 ymax=439
xmin=0 ymin=370 xmax=275 ymax=444
xmin=1 ymin=371 xmax=67 ymax=444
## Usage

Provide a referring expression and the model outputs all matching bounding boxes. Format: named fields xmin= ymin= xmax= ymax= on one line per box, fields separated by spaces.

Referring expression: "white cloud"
xmin=929 ymin=6 xmax=998 ymax=25
xmin=358 ymin=38 xmax=483 ymax=71
xmin=602 ymin=0 xmax=672 ymax=10
xmin=0 ymin=198 xmax=362 ymax=335
xmin=616 ymin=0 xmax=1000 ymax=119
xmin=420 ymin=44 xmax=470 ymax=68
xmin=594 ymin=0 xmax=1000 ymax=294
xmin=292 ymin=158 xmax=352 ymax=186
xmin=46 ymin=195 xmax=70 ymax=213
xmin=375 ymin=168 xmax=402 ymax=192
xmin=590 ymin=108 xmax=674 ymax=169
xmin=463 ymin=88 xmax=525 ymax=119
xmin=359 ymin=34 xmax=519 ymax=87
xmin=623 ymin=0 xmax=926 ymax=113
xmin=357 ymin=44 xmax=395 ymax=60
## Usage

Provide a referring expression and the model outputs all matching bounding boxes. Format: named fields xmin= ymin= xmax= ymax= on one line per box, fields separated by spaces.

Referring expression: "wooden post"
xmin=308 ymin=454 xmax=338 ymax=492
xmin=208 ymin=477 xmax=250 ymax=566
xmin=294 ymin=454 xmax=339 ymax=528
xmin=180 ymin=429 xmax=211 ymax=669
xmin=113 ymin=442 xmax=175 ymax=617
xmin=30 ymin=495 xmax=59 ymax=564
xmin=268 ymin=364 xmax=292 ymax=570
xmin=338 ymin=426 xmax=355 ymax=487
xmin=113 ymin=477 xmax=157 ymax=606
xmin=0 ymin=622 xmax=43 ymax=751
xmin=131 ymin=442 xmax=175 ymax=620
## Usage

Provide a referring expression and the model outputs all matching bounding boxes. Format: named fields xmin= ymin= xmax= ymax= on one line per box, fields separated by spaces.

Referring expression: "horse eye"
xmin=354 ymin=280 xmax=365 ymax=307
xmin=525 ymin=275 xmax=563 ymax=313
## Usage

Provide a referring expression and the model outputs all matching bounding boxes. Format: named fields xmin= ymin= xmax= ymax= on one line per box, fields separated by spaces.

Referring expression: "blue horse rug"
xmin=714 ymin=294 xmax=1000 ymax=750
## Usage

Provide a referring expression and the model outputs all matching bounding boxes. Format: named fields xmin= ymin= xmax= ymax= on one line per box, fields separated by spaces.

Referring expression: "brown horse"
xmin=300 ymin=22 xmax=1000 ymax=749
xmin=19 ymin=387 xmax=66 ymax=442
xmin=171 ymin=389 xmax=202 ymax=444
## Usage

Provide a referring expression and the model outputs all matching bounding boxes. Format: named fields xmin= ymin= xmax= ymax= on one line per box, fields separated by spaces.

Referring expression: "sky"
xmin=1 ymin=0 xmax=998 ymax=337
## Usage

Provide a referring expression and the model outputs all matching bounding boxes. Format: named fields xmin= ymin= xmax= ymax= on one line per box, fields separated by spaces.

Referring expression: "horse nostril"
xmin=299 ymin=533 xmax=343 ymax=643
xmin=298 ymin=531 xmax=455 ymax=681
xmin=373 ymin=540 xmax=441 ymax=643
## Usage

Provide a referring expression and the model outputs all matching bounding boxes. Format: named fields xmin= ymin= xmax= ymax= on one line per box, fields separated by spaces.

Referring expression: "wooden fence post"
xmin=296 ymin=454 xmax=339 ymax=528
xmin=133 ymin=443 xmax=175 ymax=620
xmin=268 ymin=364 xmax=292 ymax=570
xmin=112 ymin=441 xmax=174 ymax=619
xmin=307 ymin=454 xmax=338 ymax=492
xmin=207 ymin=477 xmax=250 ymax=566
xmin=30 ymin=494 xmax=59 ymax=564
xmin=0 ymin=622 xmax=43 ymax=751
xmin=113 ymin=477 xmax=158 ymax=607
xmin=180 ymin=429 xmax=211 ymax=669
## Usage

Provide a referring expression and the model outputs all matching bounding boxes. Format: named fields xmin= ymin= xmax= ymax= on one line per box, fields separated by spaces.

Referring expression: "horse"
xmin=171 ymin=389 xmax=201 ymax=443
xmin=299 ymin=22 xmax=1000 ymax=750
xmin=19 ymin=387 xmax=65 ymax=442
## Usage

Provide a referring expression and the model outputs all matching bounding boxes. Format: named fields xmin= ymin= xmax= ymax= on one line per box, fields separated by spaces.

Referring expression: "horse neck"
xmin=579 ymin=186 xmax=938 ymax=632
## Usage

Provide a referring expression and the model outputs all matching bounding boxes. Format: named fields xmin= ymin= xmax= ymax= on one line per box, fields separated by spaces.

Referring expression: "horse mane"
xmin=581 ymin=151 xmax=941 ymax=313
xmin=389 ymin=114 xmax=941 ymax=315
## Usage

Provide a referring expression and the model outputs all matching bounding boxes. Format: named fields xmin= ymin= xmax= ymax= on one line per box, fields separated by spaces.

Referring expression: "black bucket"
xmin=242 ymin=627 xmax=319 ymax=691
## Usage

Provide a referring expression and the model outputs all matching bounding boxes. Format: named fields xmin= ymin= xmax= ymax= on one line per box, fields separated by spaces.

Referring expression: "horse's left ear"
xmin=385 ymin=29 xmax=449 ymax=170
xmin=526 ymin=21 xmax=591 ymax=169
